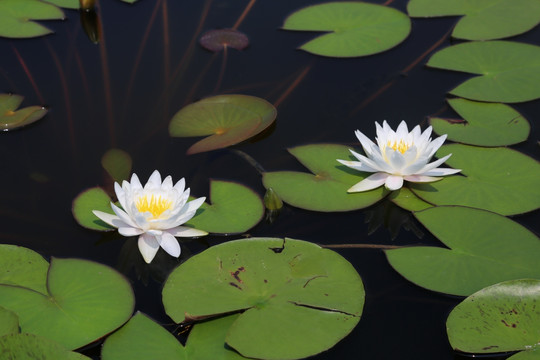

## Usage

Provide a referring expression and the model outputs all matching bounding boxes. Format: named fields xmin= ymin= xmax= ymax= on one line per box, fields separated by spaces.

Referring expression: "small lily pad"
xmin=0 ymin=333 xmax=91 ymax=360
xmin=185 ymin=180 xmax=264 ymax=234
xmin=101 ymin=149 xmax=133 ymax=183
xmin=200 ymin=29 xmax=249 ymax=52
xmin=0 ymin=0 xmax=64 ymax=38
xmin=410 ymin=144 xmax=540 ymax=215
xmin=169 ymin=95 xmax=277 ymax=155
xmin=282 ymin=2 xmax=411 ymax=57
xmin=0 ymin=306 xmax=19 ymax=337
xmin=0 ymin=244 xmax=49 ymax=295
xmin=408 ymin=0 xmax=540 ymax=40
xmin=163 ymin=237 xmax=364 ymax=360
xmin=262 ymin=144 xmax=388 ymax=212
xmin=0 ymin=258 xmax=135 ymax=350
xmin=386 ymin=207 xmax=540 ymax=296
xmin=72 ymin=187 xmax=115 ymax=231
xmin=0 ymin=94 xmax=47 ymax=131
xmin=447 ymin=279 xmax=540 ymax=356
xmin=430 ymin=98 xmax=530 ymax=146
xmin=427 ymin=41 xmax=540 ymax=103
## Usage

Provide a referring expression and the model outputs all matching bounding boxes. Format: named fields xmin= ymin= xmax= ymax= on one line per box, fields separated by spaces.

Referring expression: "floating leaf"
xmin=0 ymin=244 xmax=49 ymax=294
xmin=410 ymin=144 xmax=540 ymax=215
xmin=46 ymin=0 xmax=136 ymax=9
xmin=0 ymin=94 xmax=47 ymax=130
xmin=186 ymin=180 xmax=263 ymax=234
xmin=430 ymin=98 xmax=530 ymax=146
xmin=427 ymin=41 xmax=540 ymax=103
xmin=72 ymin=187 xmax=115 ymax=231
xmin=169 ymin=95 xmax=277 ymax=155
xmin=263 ymin=144 xmax=387 ymax=212
xmin=408 ymin=0 xmax=540 ymax=40
xmin=0 ymin=306 xmax=19 ymax=337
xmin=200 ymin=29 xmax=249 ymax=52
xmin=0 ymin=258 xmax=135 ymax=350
xmin=101 ymin=149 xmax=133 ymax=183
xmin=163 ymin=237 xmax=364 ymax=360
xmin=282 ymin=2 xmax=411 ymax=57
xmin=0 ymin=0 xmax=64 ymax=38
xmin=447 ymin=279 xmax=540 ymax=356
xmin=386 ymin=206 xmax=540 ymax=296
xmin=388 ymin=187 xmax=432 ymax=212
xmin=0 ymin=333 xmax=91 ymax=360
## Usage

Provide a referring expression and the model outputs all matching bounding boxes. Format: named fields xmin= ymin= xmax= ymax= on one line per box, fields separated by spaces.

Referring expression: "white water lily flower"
xmin=338 ymin=120 xmax=461 ymax=192
xmin=93 ymin=170 xmax=207 ymax=263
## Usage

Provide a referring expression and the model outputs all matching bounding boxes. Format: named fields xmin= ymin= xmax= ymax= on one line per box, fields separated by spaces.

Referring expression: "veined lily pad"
xmin=200 ymin=29 xmax=249 ymax=52
xmin=0 ymin=0 xmax=64 ymax=38
xmin=101 ymin=149 xmax=133 ymax=183
xmin=385 ymin=206 xmax=540 ymax=296
xmin=427 ymin=41 xmax=540 ymax=103
xmin=447 ymin=279 xmax=540 ymax=357
xmin=408 ymin=0 xmax=540 ymax=40
xmin=169 ymin=95 xmax=277 ymax=155
xmin=282 ymin=2 xmax=411 ymax=57
xmin=102 ymin=312 xmax=247 ymax=360
xmin=0 ymin=244 xmax=49 ymax=295
xmin=0 ymin=306 xmax=19 ymax=337
xmin=388 ymin=187 xmax=432 ymax=212
xmin=72 ymin=187 xmax=115 ymax=231
xmin=0 ymin=258 xmax=135 ymax=350
xmin=410 ymin=144 xmax=540 ymax=215
xmin=185 ymin=180 xmax=263 ymax=234
xmin=0 ymin=94 xmax=47 ymax=130
xmin=262 ymin=144 xmax=388 ymax=212
xmin=430 ymin=98 xmax=530 ymax=146
xmin=162 ymin=237 xmax=364 ymax=360
xmin=0 ymin=333 xmax=91 ymax=360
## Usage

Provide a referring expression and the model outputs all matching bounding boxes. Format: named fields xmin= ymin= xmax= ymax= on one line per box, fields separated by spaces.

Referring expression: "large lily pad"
xmin=388 ymin=187 xmax=432 ymax=212
xmin=0 ymin=0 xmax=64 ymax=38
xmin=0 ymin=333 xmax=91 ymax=360
xmin=282 ymin=2 xmax=411 ymax=57
xmin=185 ymin=180 xmax=263 ymax=234
xmin=447 ymin=279 xmax=540 ymax=358
xmin=0 ymin=244 xmax=49 ymax=295
xmin=72 ymin=187 xmax=116 ymax=231
xmin=0 ymin=306 xmax=19 ymax=337
xmin=430 ymin=98 xmax=530 ymax=146
xmin=427 ymin=41 xmax=540 ymax=103
xmin=169 ymin=95 xmax=277 ymax=155
xmin=385 ymin=206 xmax=540 ymax=296
xmin=163 ymin=237 xmax=364 ymax=360
xmin=263 ymin=144 xmax=388 ymax=212
xmin=0 ymin=258 xmax=135 ymax=350
xmin=0 ymin=94 xmax=47 ymax=130
xmin=410 ymin=144 xmax=540 ymax=215
xmin=408 ymin=0 xmax=540 ymax=40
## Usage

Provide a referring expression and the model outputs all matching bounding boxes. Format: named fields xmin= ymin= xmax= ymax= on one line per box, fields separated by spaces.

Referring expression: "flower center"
xmin=136 ymin=194 xmax=172 ymax=219
xmin=387 ymin=139 xmax=411 ymax=154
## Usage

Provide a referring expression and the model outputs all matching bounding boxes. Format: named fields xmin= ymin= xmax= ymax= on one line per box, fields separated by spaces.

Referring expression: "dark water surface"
xmin=1 ymin=0 xmax=539 ymax=359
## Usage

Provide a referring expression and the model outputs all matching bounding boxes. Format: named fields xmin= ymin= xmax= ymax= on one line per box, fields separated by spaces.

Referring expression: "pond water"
xmin=1 ymin=0 xmax=539 ymax=359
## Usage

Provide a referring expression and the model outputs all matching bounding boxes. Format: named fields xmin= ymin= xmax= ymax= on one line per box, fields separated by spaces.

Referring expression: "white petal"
xmin=426 ymin=134 xmax=447 ymax=158
xmin=167 ymin=197 xmax=206 ymax=225
xmin=130 ymin=173 xmax=143 ymax=190
xmin=422 ymin=168 xmax=461 ymax=176
xmin=138 ymin=233 xmax=160 ymax=263
xmin=118 ymin=227 xmax=144 ymax=236
xmin=173 ymin=178 xmax=186 ymax=193
xmin=162 ymin=176 xmax=173 ymax=190
xmin=403 ymin=175 xmax=442 ymax=183
xmin=349 ymin=149 xmax=390 ymax=172
xmin=402 ymin=145 xmax=418 ymax=165
xmin=92 ymin=210 xmax=126 ymax=228
xmin=416 ymin=153 xmax=453 ymax=174
xmin=348 ymin=172 xmax=388 ymax=192
xmin=395 ymin=121 xmax=409 ymax=139
xmin=337 ymin=159 xmax=378 ymax=173
xmin=401 ymin=155 xmax=430 ymax=175
xmin=354 ymin=129 xmax=377 ymax=156
xmin=388 ymin=149 xmax=406 ymax=171
xmin=114 ymin=182 xmax=127 ymax=210
xmin=165 ymin=226 xmax=208 ymax=237
xmin=145 ymin=170 xmax=162 ymax=190
xmin=159 ymin=232 xmax=181 ymax=257
xmin=385 ymin=175 xmax=404 ymax=190
xmin=111 ymin=202 xmax=139 ymax=228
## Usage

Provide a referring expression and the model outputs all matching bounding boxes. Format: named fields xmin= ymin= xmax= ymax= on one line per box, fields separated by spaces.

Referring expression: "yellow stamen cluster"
xmin=387 ymin=139 xmax=411 ymax=154
xmin=136 ymin=194 xmax=172 ymax=219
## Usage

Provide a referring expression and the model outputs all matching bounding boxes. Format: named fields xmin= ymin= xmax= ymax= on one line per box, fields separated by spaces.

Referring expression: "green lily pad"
xmin=0 ymin=94 xmax=47 ymax=130
xmin=0 ymin=0 xmax=64 ymax=38
xmin=46 ymin=0 xmax=136 ymax=8
xmin=101 ymin=149 xmax=133 ymax=183
xmin=186 ymin=180 xmax=263 ymax=234
xmin=385 ymin=207 xmax=540 ymax=296
xmin=0 ymin=244 xmax=49 ymax=295
xmin=388 ymin=187 xmax=433 ymax=212
xmin=408 ymin=0 xmax=540 ymax=40
xmin=72 ymin=187 xmax=115 ymax=231
xmin=102 ymin=312 xmax=247 ymax=360
xmin=430 ymin=98 xmax=530 ymax=146
xmin=262 ymin=144 xmax=388 ymax=212
xmin=0 ymin=333 xmax=91 ymax=360
xmin=447 ymin=279 xmax=540 ymax=356
xmin=169 ymin=95 xmax=277 ymax=155
xmin=0 ymin=306 xmax=19 ymax=337
xmin=427 ymin=41 xmax=540 ymax=103
xmin=0 ymin=258 xmax=135 ymax=350
xmin=163 ymin=237 xmax=364 ymax=360
xmin=282 ymin=2 xmax=411 ymax=57
xmin=410 ymin=144 xmax=540 ymax=215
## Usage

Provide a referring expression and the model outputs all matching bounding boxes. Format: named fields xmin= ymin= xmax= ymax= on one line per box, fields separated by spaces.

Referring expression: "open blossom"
xmin=93 ymin=170 xmax=207 ymax=263
xmin=338 ymin=120 xmax=461 ymax=192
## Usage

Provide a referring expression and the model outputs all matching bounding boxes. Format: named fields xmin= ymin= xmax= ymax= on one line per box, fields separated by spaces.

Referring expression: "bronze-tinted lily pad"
xmin=199 ymin=29 xmax=249 ymax=52
xmin=0 ymin=94 xmax=47 ymax=131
